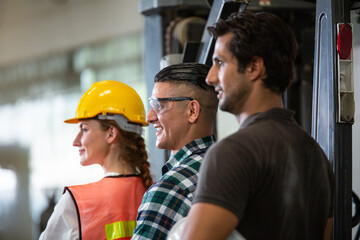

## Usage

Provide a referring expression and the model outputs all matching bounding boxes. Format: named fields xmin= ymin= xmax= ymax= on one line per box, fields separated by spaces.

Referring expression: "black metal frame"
xmin=195 ymin=0 xmax=245 ymax=65
xmin=311 ymin=0 xmax=353 ymax=239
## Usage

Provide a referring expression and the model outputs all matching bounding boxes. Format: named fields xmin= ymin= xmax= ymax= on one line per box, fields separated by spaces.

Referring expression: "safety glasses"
xmin=148 ymin=97 xmax=193 ymax=114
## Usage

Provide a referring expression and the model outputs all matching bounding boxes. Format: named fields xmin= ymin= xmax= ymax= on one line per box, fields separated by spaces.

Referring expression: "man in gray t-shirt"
xmin=194 ymin=108 xmax=334 ymax=239
xmin=181 ymin=11 xmax=334 ymax=240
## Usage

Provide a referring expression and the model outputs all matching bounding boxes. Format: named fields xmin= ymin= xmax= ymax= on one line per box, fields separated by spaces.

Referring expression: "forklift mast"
xmin=312 ymin=0 xmax=354 ymax=239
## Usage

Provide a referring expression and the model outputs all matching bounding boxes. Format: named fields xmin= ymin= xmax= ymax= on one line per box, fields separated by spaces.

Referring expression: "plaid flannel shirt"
xmin=132 ymin=135 xmax=216 ymax=240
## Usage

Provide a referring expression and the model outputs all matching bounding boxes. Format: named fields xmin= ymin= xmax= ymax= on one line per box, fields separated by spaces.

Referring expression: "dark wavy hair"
xmin=208 ymin=11 xmax=298 ymax=94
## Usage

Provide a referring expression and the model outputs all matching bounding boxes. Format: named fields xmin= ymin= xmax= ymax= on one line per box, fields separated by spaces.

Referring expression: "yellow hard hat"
xmin=65 ymin=80 xmax=148 ymax=128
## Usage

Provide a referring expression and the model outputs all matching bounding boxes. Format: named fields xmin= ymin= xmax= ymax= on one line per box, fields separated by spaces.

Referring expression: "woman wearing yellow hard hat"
xmin=40 ymin=80 xmax=152 ymax=240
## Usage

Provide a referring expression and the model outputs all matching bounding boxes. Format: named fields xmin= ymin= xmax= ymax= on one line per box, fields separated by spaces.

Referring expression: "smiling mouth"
xmin=154 ymin=126 xmax=163 ymax=135
xmin=215 ymin=87 xmax=223 ymax=93
xmin=217 ymin=90 xmax=223 ymax=99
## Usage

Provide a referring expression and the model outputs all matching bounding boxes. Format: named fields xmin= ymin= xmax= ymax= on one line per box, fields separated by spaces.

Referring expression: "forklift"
xmin=139 ymin=0 xmax=360 ymax=238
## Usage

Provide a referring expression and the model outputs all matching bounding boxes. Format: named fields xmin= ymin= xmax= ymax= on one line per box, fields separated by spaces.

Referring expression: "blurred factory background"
xmin=0 ymin=1 xmax=149 ymax=239
xmin=0 ymin=0 xmax=358 ymax=239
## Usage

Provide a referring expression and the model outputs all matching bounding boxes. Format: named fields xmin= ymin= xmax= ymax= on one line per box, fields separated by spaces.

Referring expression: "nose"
xmin=73 ymin=132 xmax=82 ymax=147
xmin=206 ymin=65 xmax=218 ymax=86
xmin=146 ymin=109 xmax=158 ymax=124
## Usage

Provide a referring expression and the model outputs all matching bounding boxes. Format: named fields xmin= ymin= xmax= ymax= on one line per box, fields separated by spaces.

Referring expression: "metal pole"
xmin=312 ymin=0 xmax=352 ymax=238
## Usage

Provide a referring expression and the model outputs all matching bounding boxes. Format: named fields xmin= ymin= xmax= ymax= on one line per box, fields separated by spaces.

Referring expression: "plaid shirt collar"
xmin=161 ymin=135 xmax=216 ymax=175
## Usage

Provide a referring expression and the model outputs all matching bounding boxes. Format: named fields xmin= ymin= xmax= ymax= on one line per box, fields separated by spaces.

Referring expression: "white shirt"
xmin=39 ymin=173 xmax=122 ymax=240
xmin=39 ymin=190 xmax=79 ymax=240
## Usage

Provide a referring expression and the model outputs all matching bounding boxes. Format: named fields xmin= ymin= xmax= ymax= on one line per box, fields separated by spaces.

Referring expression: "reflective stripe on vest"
xmin=105 ymin=220 xmax=136 ymax=240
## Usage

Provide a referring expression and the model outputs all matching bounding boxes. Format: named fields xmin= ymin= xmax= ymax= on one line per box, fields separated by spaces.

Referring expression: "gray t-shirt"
xmin=194 ymin=108 xmax=334 ymax=240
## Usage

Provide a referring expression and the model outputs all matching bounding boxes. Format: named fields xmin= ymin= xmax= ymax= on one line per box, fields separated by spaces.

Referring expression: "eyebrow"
xmin=212 ymin=55 xmax=221 ymax=62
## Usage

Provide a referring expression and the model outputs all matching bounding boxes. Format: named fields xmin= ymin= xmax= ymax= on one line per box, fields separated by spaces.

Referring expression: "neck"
xmin=235 ymin=85 xmax=283 ymax=126
xmin=170 ymin=123 xmax=213 ymax=155
xmin=102 ymin=151 xmax=136 ymax=175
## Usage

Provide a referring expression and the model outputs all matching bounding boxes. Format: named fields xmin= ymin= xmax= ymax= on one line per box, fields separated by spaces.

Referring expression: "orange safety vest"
xmin=65 ymin=175 xmax=145 ymax=240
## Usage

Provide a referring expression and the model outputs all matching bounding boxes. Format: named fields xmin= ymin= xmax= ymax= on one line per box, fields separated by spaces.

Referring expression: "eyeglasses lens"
xmin=149 ymin=98 xmax=168 ymax=114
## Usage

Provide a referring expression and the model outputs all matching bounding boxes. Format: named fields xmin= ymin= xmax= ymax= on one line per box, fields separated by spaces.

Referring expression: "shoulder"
xmin=40 ymin=191 xmax=79 ymax=240
xmin=58 ymin=191 xmax=79 ymax=219
xmin=200 ymin=130 xmax=264 ymax=179
xmin=151 ymin=162 xmax=200 ymax=197
xmin=206 ymin=129 xmax=255 ymax=157
xmin=137 ymin=174 xmax=193 ymax=222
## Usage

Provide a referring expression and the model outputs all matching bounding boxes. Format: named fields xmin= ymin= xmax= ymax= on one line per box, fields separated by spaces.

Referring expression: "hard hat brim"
xmin=64 ymin=118 xmax=79 ymax=124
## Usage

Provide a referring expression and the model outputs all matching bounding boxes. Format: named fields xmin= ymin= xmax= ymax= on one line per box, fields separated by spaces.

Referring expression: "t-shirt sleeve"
xmin=193 ymin=139 xmax=255 ymax=220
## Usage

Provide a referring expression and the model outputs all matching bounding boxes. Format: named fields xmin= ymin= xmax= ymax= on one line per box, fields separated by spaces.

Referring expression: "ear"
xmin=245 ymin=57 xmax=266 ymax=82
xmin=187 ymin=100 xmax=201 ymax=124
xmin=106 ymin=126 xmax=118 ymax=144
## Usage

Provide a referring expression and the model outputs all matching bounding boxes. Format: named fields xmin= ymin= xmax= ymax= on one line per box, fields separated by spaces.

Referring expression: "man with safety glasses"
xmin=132 ymin=62 xmax=218 ymax=240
